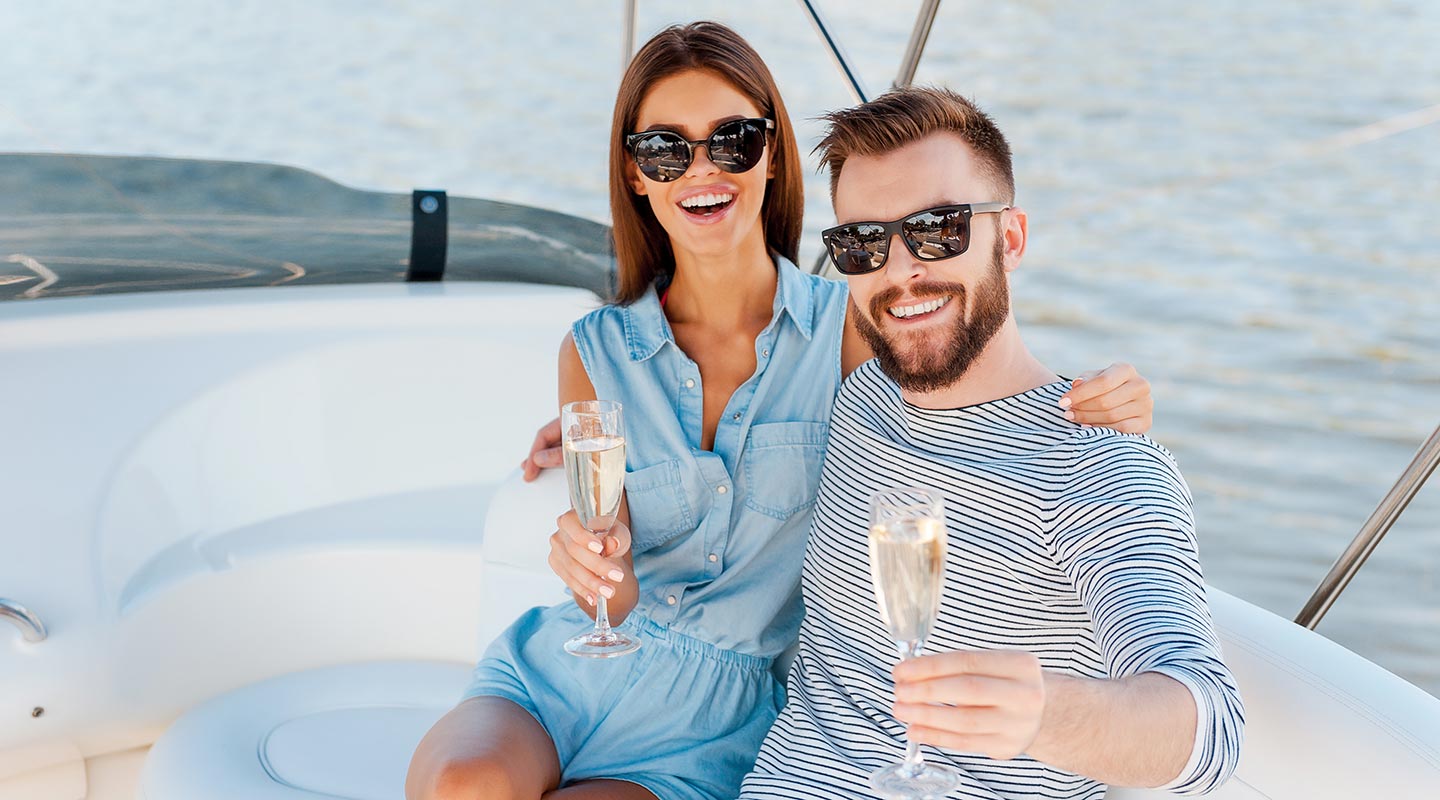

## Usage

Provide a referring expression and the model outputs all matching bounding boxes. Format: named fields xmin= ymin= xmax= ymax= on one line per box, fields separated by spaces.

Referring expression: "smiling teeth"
xmin=681 ymin=193 xmax=734 ymax=208
xmin=889 ymin=296 xmax=950 ymax=319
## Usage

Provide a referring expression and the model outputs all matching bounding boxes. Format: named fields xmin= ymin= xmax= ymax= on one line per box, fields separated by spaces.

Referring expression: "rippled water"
xmin=3 ymin=0 xmax=1437 ymax=693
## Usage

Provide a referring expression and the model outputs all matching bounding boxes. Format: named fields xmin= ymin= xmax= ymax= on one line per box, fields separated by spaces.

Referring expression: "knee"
xmin=408 ymin=755 xmax=521 ymax=800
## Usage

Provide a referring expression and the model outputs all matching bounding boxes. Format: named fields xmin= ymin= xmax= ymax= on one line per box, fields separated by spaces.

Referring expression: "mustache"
xmin=868 ymin=281 xmax=968 ymax=320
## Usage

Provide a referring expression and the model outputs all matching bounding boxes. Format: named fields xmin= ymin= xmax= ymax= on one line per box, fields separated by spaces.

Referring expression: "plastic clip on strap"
xmin=407 ymin=189 xmax=447 ymax=282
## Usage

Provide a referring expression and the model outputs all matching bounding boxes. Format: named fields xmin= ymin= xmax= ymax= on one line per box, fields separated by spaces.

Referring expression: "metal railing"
xmin=1295 ymin=422 xmax=1440 ymax=629
xmin=799 ymin=0 xmax=945 ymax=273
xmin=622 ymin=0 xmax=637 ymax=70
xmin=1 ymin=598 xmax=47 ymax=644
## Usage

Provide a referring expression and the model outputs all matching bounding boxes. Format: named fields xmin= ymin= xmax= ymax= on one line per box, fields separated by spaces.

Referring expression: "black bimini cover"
xmin=0 ymin=154 xmax=614 ymax=302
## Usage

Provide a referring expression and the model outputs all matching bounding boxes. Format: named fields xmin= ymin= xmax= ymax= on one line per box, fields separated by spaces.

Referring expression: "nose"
xmin=882 ymin=233 xmax=926 ymax=284
xmin=684 ymin=143 xmax=722 ymax=178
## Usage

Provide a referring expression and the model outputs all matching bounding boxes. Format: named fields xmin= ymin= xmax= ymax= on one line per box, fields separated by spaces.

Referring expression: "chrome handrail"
xmin=1 ymin=598 xmax=48 ymax=643
xmin=799 ymin=0 xmax=946 ymax=274
xmin=1295 ymin=422 xmax=1440 ymax=629
xmin=894 ymin=0 xmax=943 ymax=88
xmin=621 ymin=0 xmax=637 ymax=70
xmin=796 ymin=0 xmax=871 ymax=105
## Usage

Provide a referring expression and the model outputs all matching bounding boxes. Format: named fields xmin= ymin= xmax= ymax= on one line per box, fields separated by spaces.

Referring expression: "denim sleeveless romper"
xmin=464 ymin=257 xmax=848 ymax=800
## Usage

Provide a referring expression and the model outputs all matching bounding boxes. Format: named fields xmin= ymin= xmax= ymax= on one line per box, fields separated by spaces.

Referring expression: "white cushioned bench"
xmin=139 ymin=470 xmax=1440 ymax=799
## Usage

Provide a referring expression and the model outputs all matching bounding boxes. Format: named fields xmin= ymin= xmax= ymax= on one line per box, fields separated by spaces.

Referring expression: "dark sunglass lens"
xmin=632 ymin=132 xmax=691 ymax=181
xmin=826 ymin=224 xmax=888 ymax=274
xmin=708 ymin=120 xmax=766 ymax=174
xmin=904 ymin=208 xmax=969 ymax=259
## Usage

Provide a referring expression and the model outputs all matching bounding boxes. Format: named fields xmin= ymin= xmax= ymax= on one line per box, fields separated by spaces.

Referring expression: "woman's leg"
xmin=406 ymin=696 xmax=562 ymax=800
xmin=545 ymin=780 xmax=659 ymax=800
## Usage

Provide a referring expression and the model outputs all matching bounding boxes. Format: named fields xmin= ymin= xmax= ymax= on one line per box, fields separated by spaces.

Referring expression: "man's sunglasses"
xmin=624 ymin=118 xmax=774 ymax=182
xmin=820 ymin=202 xmax=1010 ymax=275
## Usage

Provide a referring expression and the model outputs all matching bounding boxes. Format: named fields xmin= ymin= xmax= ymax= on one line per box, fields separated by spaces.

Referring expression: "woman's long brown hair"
xmin=608 ymin=21 xmax=803 ymax=304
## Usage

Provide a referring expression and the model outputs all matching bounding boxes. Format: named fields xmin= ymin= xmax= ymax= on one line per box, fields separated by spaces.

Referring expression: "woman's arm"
xmin=550 ymin=334 xmax=640 ymax=623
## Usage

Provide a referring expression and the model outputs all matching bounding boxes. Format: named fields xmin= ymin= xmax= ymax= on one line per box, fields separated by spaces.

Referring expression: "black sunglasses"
xmin=820 ymin=202 xmax=1010 ymax=275
xmin=624 ymin=118 xmax=774 ymax=182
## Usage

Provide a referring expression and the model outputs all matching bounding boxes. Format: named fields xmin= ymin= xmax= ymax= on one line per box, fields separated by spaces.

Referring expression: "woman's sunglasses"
xmin=624 ymin=118 xmax=774 ymax=182
xmin=820 ymin=202 xmax=1010 ymax=275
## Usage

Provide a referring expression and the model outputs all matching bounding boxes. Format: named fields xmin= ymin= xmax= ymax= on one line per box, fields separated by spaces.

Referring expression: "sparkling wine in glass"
xmin=561 ymin=400 xmax=641 ymax=658
xmin=867 ymin=487 xmax=962 ymax=798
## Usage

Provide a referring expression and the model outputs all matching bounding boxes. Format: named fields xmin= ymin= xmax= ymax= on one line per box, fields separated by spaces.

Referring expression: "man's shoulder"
xmin=834 ymin=360 xmax=895 ymax=411
xmin=1062 ymin=427 xmax=1191 ymax=497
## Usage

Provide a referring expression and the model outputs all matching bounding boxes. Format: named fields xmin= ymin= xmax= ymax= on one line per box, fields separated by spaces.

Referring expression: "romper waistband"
xmin=618 ymin=612 xmax=775 ymax=673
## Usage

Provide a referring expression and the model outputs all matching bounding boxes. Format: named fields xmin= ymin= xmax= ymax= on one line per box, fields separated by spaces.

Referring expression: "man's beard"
xmin=852 ymin=237 xmax=1010 ymax=393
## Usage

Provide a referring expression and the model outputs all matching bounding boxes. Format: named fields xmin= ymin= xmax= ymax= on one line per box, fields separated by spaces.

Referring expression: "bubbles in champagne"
xmin=563 ymin=436 xmax=626 ymax=532
xmin=868 ymin=516 xmax=946 ymax=648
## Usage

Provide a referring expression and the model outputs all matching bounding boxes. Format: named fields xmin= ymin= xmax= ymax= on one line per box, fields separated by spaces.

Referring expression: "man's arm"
xmin=894 ymin=652 xmax=1197 ymax=786
xmin=895 ymin=435 xmax=1243 ymax=794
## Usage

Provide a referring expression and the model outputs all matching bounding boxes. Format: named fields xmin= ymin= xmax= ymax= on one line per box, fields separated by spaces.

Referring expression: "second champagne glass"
xmin=561 ymin=400 xmax=641 ymax=658
xmin=868 ymin=487 xmax=962 ymax=798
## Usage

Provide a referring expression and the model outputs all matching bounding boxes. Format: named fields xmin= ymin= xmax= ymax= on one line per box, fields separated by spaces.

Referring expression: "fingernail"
xmin=598 ymin=584 xmax=615 ymax=599
xmin=1057 ymin=397 xmax=1071 ymax=409
xmin=608 ymin=569 xmax=625 ymax=582
xmin=585 ymin=594 xmax=595 ymax=605
xmin=1063 ymin=410 xmax=1076 ymax=421
xmin=587 ymin=541 xmax=604 ymax=554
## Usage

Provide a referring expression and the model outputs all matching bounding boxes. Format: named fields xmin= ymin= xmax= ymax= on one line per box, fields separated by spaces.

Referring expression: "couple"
xmin=408 ymin=21 xmax=1242 ymax=800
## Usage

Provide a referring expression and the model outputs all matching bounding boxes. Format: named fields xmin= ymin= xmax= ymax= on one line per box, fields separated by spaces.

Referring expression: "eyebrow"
xmin=639 ymin=114 xmax=748 ymax=135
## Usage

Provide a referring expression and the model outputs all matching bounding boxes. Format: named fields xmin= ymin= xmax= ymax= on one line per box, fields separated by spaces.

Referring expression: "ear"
xmin=629 ymin=162 xmax=649 ymax=196
xmin=1001 ymin=206 xmax=1028 ymax=274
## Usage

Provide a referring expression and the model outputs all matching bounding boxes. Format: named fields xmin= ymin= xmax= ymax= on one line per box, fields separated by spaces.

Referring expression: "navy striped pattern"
xmin=741 ymin=361 xmax=1243 ymax=799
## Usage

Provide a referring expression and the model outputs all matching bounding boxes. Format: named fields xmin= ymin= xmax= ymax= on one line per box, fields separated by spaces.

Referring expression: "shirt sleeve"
xmin=1048 ymin=433 xmax=1245 ymax=795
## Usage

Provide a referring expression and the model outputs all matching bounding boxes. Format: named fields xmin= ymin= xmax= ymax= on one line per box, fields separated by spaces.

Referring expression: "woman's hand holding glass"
xmin=548 ymin=510 xmax=635 ymax=613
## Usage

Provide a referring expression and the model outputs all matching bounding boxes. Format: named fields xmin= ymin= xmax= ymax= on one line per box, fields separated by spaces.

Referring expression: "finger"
xmin=906 ymin=726 xmax=1017 ymax=760
xmin=895 ymin=650 xmax=1038 ymax=682
xmin=1059 ymin=362 xmax=1135 ymax=409
xmin=1068 ymin=396 xmax=1153 ymax=428
xmin=602 ymin=522 xmax=633 ymax=559
xmin=557 ymin=512 xmax=604 ymax=553
xmin=562 ymin=534 xmax=628 ymax=586
xmin=893 ymin=674 xmax=1020 ymax=706
xmin=893 ymin=702 xmax=1006 ymax=734
xmin=532 ymin=446 xmax=564 ymax=470
xmin=531 ymin=417 xmax=561 ymax=455
xmin=548 ymin=539 xmax=601 ymax=605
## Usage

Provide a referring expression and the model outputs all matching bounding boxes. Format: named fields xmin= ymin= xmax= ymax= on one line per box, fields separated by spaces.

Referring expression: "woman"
xmin=408 ymin=21 xmax=1152 ymax=800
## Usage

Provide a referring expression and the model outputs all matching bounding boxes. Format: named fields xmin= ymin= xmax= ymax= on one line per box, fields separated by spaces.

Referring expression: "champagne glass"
xmin=867 ymin=487 xmax=962 ymax=798
xmin=561 ymin=400 xmax=641 ymax=658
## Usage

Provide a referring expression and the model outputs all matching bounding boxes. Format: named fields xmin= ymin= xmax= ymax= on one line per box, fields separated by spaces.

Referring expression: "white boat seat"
xmin=139 ymin=661 xmax=470 ymax=800
xmin=138 ymin=470 xmax=1440 ymax=799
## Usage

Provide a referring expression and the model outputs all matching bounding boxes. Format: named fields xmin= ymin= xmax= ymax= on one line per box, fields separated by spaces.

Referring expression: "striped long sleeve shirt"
xmin=741 ymin=361 xmax=1244 ymax=799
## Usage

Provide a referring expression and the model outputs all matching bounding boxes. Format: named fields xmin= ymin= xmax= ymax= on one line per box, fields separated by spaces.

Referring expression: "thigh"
xmin=545 ymin=780 xmax=659 ymax=800
xmin=407 ymin=696 xmax=562 ymax=800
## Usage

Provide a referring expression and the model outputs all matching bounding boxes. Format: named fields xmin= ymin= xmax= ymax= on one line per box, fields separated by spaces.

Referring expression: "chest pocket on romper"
xmin=742 ymin=421 xmax=828 ymax=521
xmin=624 ymin=458 xmax=696 ymax=554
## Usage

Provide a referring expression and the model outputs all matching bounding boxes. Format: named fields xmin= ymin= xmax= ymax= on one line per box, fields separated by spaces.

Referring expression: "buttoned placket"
xmin=650 ymin=306 xmax=784 ymax=624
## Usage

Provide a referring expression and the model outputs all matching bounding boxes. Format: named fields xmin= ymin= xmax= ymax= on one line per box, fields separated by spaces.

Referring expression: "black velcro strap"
xmin=407 ymin=189 xmax=447 ymax=282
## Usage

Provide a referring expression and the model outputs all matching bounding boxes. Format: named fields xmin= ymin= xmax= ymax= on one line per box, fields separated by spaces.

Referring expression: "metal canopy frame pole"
xmin=622 ymin=0 xmax=637 ymax=70
xmin=1295 ymin=422 xmax=1440 ymax=629
xmin=894 ymin=0 xmax=943 ymax=88
xmin=796 ymin=0 xmax=870 ymax=105
xmin=799 ymin=1 xmax=944 ymax=274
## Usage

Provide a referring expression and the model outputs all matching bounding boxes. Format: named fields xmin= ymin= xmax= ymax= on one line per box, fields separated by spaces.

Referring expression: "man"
xmin=739 ymin=87 xmax=1243 ymax=798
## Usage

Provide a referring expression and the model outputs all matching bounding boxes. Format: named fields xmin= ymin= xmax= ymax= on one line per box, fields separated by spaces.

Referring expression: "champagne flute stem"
xmin=898 ymin=639 xmax=925 ymax=774
xmin=592 ymin=530 xmax=614 ymax=636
